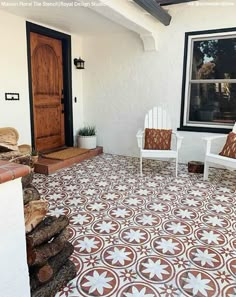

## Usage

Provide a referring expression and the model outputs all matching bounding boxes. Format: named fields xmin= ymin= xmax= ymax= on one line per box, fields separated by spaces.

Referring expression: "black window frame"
xmin=179 ymin=27 xmax=236 ymax=134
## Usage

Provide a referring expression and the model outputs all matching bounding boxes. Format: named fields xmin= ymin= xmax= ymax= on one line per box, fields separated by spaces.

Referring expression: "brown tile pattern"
xmin=0 ymin=160 xmax=30 ymax=183
xmin=32 ymin=154 xmax=236 ymax=297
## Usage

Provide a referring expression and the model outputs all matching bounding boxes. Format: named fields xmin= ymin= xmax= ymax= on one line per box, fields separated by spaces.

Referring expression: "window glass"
xmin=189 ymin=83 xmax=236 ymax=123
xmin=180 ymin=28 xmax=236 ymax=132
xmin=191 ymin=38 xmax=236 ymax=80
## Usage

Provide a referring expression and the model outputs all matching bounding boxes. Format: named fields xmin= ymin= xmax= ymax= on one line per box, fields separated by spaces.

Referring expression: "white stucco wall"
xmin=0 ymin=10 xmax=31 ymax=144
xmin=83 ymin=2 xmax=236 ymax=163
xmin=1 ymin=3 xmax=236 ymax=162
xmin=0 ymin=178 xmax=30 ymax=297
xmin=0 ymin=9 xmax=83 ymax=146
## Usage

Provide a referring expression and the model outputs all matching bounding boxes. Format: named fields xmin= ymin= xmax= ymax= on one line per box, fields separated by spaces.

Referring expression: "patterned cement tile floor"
xmin=32 ymin=153 xmax=236 ymax=297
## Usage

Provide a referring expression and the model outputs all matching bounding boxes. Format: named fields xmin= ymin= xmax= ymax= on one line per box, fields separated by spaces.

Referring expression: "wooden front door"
xmin=30 ymin=32 xmax=65 ymax=152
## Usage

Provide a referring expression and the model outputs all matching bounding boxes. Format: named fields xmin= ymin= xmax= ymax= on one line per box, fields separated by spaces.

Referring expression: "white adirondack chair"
xmin=203 ymin=122 xmax=236 ymax=180
xmin=136 ymin=106 xmax=183 ymax=176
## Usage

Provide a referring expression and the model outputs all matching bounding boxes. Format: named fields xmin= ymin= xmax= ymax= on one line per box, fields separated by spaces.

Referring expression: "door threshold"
xmin=39 ymin=146 xmax=68 ymax=155
xmin=34 ymin=146 xmax=103 ymax=175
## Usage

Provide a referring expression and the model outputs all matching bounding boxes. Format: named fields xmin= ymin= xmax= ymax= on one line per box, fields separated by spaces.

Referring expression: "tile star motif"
xmin=123 ymin=229 xmax=147 ymax=243
xmin=106 ymin=247 xmax=132 ymax=265
xmin=158 ymin=193 xmax=175 ymax=201
xmin=188 ymin=189 xmax=203 ymax=196
xmin=181 ymin=197 xmax=201 ymax=207
xmin=146 ymin=202 xmax=170 ymax=213
xmin=174 ymin=208 xmax=197 ymax=220
xmin=206 ymin=216 xmax=225 ymax=227
xmin=142 ymin=259 xmax=169 ymax=280
xmin=92 ymin=220 xmax=120 ymax=235
xmin=50 ymin=193 xmax=65 ymax=200
xmin=124 ymin=197 xmax=144 ymax=206
xmin=78 ymin=267 xmax=119 ymax=296
xmin=154 ymin=238 xmax=181 ymax=254
xmin=85 ymin=202 xmax=108 ymax=212
xmin=109 ymin=207 xmax=133 ymax=219
xmin=73 ymin=235 xmax=104 ymax=255
xmin=48 ymin=207 xmax=67 ymax=217
xmin=190 ymin=247 xmax=222 ymax=269
xmin=135 ymin=213 xmax=160 ymax=227
xmin=183 ymin=272 xmax=214 ymax=295
xmin=30 ymin=154 xmax=236 ymax=297
xmin=216 ymin=187 xmax=232 ymax=193
xmin=209 ymin=203 xmax=232 ymax=214
xmin=76 ymin=237 xmax=100 ymax=253
xmin=84 ymin=189 xmax=97 ymax=195
xmin=193 ymin=250 xmax=219 ymax=266
xmin=82 ymin=270 xmax=113 ymax=294
xmin=122 ymin=286 xmax=157 ymax=297
xmin=136 ymin=189 xmax=150 ymax=196
xmin=164 ymin=220 xmax=191 ymax=236
xmin=71 ymin=213 xmax=93 ymax=226
xmin=200 ymin=230 xmax=223 ymax=245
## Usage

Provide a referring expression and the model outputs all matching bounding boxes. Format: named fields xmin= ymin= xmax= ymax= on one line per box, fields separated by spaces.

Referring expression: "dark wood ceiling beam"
xmin=156 ymin=0 xmax=197 ymax=6
xmin=133 ymin=0 xmax=171 ymax=26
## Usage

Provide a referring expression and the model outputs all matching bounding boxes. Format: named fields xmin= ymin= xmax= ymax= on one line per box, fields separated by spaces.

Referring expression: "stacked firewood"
xmin=22 ymin=173 xmax=76 ymax=297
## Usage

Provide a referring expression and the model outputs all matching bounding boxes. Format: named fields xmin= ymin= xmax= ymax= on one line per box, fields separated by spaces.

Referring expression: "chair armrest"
xmin=203 ymin=135 xmax=227 ymax=154
xmin=202 ymin=135 xmax=227 ymax=142
xmin=136 ymin=129 xmax=144 ymax=149
xmin=172 ymin=131 xmax=184 ymax=150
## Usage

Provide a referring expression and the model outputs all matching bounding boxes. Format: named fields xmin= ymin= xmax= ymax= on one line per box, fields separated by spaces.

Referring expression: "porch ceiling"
xmin=0 ymin=0 xmax=130 ymax=35
xmin=0 ymin=0 xmax=197 ymax=51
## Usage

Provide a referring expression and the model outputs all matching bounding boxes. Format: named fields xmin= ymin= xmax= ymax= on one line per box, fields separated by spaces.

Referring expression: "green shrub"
xmin=78 ymin=126 xmax=96 ymax=136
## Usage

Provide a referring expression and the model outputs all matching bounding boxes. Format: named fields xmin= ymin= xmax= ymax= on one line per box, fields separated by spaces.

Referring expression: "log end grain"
xmin=188 ymin=161 xmax=204 ymax=173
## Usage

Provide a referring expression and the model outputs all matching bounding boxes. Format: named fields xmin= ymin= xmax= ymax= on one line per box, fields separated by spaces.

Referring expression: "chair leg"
xmin=140 ymin=155 xmax=143 ymax=176
xmin=203 ymin=163 xmax=209 ymax=180
xmin=175 ymin=157 xmax=178 ymax=177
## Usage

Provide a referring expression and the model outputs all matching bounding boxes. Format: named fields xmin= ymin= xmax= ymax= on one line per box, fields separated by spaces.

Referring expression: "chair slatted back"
xmin=144 ymin=106 xmax=171 ymax=129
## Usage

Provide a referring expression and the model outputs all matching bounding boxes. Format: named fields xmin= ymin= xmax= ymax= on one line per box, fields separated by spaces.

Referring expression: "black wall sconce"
xmin=74 ymin=57 xmax=85 ymax=69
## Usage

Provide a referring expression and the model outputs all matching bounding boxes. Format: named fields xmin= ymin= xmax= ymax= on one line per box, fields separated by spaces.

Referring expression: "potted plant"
xmin=78 ymin=125 xmax=97 ymax=149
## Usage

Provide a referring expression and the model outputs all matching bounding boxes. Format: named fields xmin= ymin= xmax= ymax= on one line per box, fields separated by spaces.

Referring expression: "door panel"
xmin=30 ymin=32 xmax=64 ymax=151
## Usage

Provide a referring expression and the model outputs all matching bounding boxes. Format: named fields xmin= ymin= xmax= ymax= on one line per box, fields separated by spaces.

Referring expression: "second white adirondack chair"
xmin=203 ymin=122 xmax=236 ymax=180
xmin=136 ymin=106 xmax=183 ymax=177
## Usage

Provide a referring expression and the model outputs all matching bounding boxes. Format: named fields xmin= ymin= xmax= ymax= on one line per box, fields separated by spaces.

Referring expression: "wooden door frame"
xmin=26 ymin=21 xmax=73 ymax=150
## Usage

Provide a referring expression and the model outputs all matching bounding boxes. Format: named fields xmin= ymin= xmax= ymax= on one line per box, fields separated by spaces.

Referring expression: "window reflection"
xmin=191 ymin=38 xmax=236 ymax=80
xmin=189 ymin=83 xmax=236 ymax=123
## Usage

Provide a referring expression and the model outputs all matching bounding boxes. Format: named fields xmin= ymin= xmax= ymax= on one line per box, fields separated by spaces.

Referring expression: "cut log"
xmin=31 ymin=259 xmax=76 ymax=297
xmin=24 ymin=200 xmax=48 ymax=233
xmin=30 ymin=241 xmax=74 ymax=291
xmin=27 ymin=228 xmax=70 ymax=266
xmin=27 ymin=215 xmax=69 ymax=248
xmin=23 ymin=186 xmax=41 ymax=205
xmin=21 ymin=171 xmax=34 ymax=188
xmin=188 ymin=161 xmax=204 ymax=173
